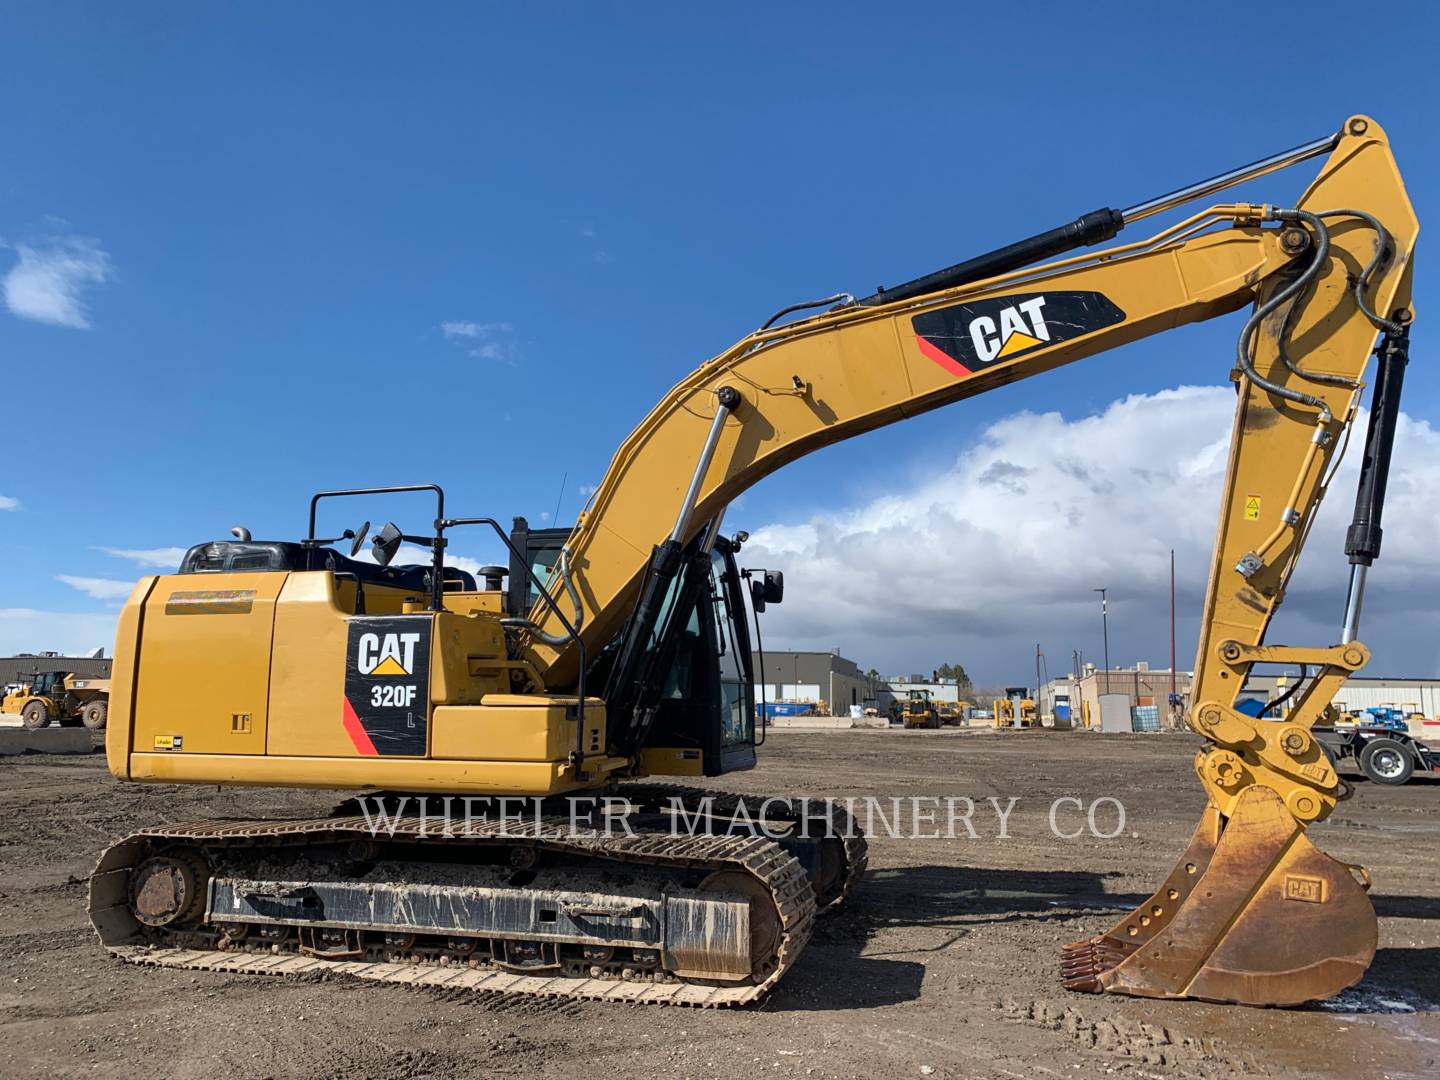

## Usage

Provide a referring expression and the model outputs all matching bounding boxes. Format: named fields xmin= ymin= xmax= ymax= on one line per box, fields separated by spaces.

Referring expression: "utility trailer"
xmin=1313 ymin=725 xmax=1440 ymax=786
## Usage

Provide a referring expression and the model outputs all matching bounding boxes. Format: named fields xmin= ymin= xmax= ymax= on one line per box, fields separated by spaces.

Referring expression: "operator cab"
xmin=25 ymin=671 xmax=68 ymax=698
xmin=512 ymin=515 xmax=777 ymax=777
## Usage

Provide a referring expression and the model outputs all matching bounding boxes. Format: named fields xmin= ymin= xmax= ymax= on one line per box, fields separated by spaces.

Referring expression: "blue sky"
xmin=3 ymin=2 xmax=1438 ymax=680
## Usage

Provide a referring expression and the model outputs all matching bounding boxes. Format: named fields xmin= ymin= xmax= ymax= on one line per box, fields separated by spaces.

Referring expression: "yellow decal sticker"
xmin=165 ymin=589 xmax=256 ymax=615
xmin=1244 ymin=496 xmax=1261 ymax=521
xmin=152 ymin=735 xmax=183 ymax=751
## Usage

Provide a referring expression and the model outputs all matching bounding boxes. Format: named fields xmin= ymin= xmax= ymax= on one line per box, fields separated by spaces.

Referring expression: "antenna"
xmin=551 ymin=470 xmax=567 ymax=525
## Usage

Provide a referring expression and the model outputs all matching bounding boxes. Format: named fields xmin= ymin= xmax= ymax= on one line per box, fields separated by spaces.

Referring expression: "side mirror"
xmin=762 ymin=570 xmax=784 ymax=605
xmin=745 ymin=568 xmax=784 ymax=612
xmin=371 ymin=522 xmax=403 ymax=567
xmin=349 ymin=521 xmax=370 ymax=557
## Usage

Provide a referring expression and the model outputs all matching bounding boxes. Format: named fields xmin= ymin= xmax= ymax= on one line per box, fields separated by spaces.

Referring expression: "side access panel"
xmin=132 ymin=574 xmax=283 ymax=754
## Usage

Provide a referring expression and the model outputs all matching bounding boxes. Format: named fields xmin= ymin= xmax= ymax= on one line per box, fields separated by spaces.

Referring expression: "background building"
xmin=1235 ymin=674 xmax=1440 ymax=717
xmin=1 ymin=654 xmax=112 ymax=687
xmin=1039 ymin=666 xmax=1440 ymax=728
xmin=1058 ymin=663 xmax=1193 ymax=728
xmin=880 ymin=677 xmax=968 ymax=713
xmin=750 ymin=650 xmax=874 ymax=716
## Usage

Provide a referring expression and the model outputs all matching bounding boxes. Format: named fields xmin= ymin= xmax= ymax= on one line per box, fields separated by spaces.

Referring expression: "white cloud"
xmin=56 ymin=575 xmax=136 ymax=602
xmin=441 ymin=319 xmax=511 ymax=339
xmin=0 ymin=495 xmax=18 ymax=511
xmin=2 ymin=236 xmax=112 ymax=329
xmin=0 ymin=608 xmax=119 ymax=657
xmin=576 ymin=483 xmax=599 ymax=498
xmin=95 ymin=545 xmax=188 ymax=569
xmin=743 ymin=386 xmax=1440 ymax=682
xmin=440 ymin=320 xmax=518 ymax=365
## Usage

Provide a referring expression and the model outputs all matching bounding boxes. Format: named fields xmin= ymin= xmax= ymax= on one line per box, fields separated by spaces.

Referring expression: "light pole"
xmin=1170 ymin=549 xmax=1179 ymax=728
xmin=1093 ymin=587 xmax=1110 ymax=695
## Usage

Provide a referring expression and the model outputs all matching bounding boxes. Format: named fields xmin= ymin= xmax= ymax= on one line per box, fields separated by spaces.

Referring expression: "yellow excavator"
xmin=92 ymin=115 xmax=1415 ymax=1008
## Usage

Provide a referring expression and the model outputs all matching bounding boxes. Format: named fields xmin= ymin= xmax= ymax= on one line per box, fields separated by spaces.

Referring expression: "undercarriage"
xmin=89 ymin=787 xmax=867 ymax=1007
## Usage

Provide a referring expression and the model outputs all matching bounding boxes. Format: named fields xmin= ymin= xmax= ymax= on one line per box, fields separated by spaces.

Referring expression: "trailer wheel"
xmin=82 ymin=700 xmax=108 ymax=731
xmin=1359 ymin=738 xmax=1414 ymax=785
xmin=21 ymin=701 xmax=51 ymax=730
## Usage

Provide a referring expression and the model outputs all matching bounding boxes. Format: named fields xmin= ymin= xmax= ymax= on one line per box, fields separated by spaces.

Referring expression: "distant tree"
xmin=935 ymin=662 xmax=972 ymax=688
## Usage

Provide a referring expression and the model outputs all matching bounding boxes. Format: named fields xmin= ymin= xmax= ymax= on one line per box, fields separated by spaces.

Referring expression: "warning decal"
xmin=343 ymin=615 xmax=432 ymax=756
xmin=1244 ymin=496 xmax=1262 ymax=521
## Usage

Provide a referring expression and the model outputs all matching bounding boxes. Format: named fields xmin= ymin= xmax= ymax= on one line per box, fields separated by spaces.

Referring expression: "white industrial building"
xmin=1240 ymin=674 xmax=1440 ymax=717
xmin=881 ymin=677 xmax=967 ymax=707
xmin=1039 ymin=667 xmax=1440 ymax=728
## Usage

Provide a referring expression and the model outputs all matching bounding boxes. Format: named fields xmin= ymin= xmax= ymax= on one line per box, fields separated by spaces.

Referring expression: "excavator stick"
xmin=1063 ymin=788 xmax=1375 ymax=1005
xmin=1058 ymin=116 xmax=1415 ymax=1006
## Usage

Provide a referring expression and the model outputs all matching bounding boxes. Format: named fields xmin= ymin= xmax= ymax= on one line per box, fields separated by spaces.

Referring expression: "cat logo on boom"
xmin=912 ymin=290 xmax=1127 ymax=378
xmin=970 ymin=296 xmax=1052 ymax=362
xmin=356 ymin=631 xmax=422 ymax=676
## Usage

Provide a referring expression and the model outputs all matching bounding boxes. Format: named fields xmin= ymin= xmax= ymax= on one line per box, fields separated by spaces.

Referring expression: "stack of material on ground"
xmin=1131 ymin=704 xmax=1162 ymax=732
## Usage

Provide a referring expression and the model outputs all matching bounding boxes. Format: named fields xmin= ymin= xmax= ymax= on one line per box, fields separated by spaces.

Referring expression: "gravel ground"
xmin=1 ymin=730 xmax=1436 ymax=1079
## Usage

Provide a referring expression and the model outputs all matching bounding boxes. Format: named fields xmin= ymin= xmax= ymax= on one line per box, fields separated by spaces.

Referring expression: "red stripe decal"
xmin=915 ymin=335 xmax=972 ymax=378
xmin=342 ymin=696 xmax=379 ymax=756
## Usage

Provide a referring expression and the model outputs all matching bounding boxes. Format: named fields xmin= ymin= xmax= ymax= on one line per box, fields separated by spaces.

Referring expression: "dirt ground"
xmin=1 ymin=730 xmax=1437 ymax=1080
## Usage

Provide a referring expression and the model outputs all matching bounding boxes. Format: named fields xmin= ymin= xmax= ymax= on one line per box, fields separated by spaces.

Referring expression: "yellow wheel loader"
xmin=993 ymin=689 xmax=1038 ymax=729
xmin=903 ymin=689 xmax=941 ymax=728
xmin=2 ymin=671 xmax=110 ymax=730
xmin=92 ymin=116 xmax=1415 ymax=1008
xmin=934 ymin=699 xmax=968 ymax=726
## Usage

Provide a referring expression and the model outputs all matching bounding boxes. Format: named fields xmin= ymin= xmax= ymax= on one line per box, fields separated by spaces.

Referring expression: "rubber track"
xmin=89 ymin=814 xmax=815 ymax=1008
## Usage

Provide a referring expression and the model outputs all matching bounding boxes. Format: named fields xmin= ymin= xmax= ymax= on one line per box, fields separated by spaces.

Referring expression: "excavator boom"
xmin=513 ymin=115 xmax=1416 ymax=1004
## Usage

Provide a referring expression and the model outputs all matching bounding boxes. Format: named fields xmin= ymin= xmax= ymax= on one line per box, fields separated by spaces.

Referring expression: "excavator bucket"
xmin=1061 ymin=786 xmax=1376 ymax=1006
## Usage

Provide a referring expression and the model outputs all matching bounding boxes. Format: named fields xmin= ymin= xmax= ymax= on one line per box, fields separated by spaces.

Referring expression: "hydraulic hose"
xmin=1315 ymin=209 xmax=1404 ymax=335
xmin=1261 ymin=665 xmax=1308 ymax=717
xmin=500 ymin=546 xmax=584 ymax=647
xmin=759 ymin=293 xmax=855 ymax=331
xmin=1235 ymin=209 xmax=1336 ymax=423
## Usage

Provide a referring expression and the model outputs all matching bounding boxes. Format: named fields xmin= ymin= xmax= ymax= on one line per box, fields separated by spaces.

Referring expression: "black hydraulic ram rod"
xmin=1341 ymin=329 xmax=1410 ymax=643
xmin=859 ymin=132 xmax=1338 ymax=307
xmin=859 ymin=208 xmax=1124 ymax=306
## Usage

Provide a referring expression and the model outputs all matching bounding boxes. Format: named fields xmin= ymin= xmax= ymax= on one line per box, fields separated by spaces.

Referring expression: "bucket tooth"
xmin=1059 ymin=786 xmax=1376 ymax=1006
